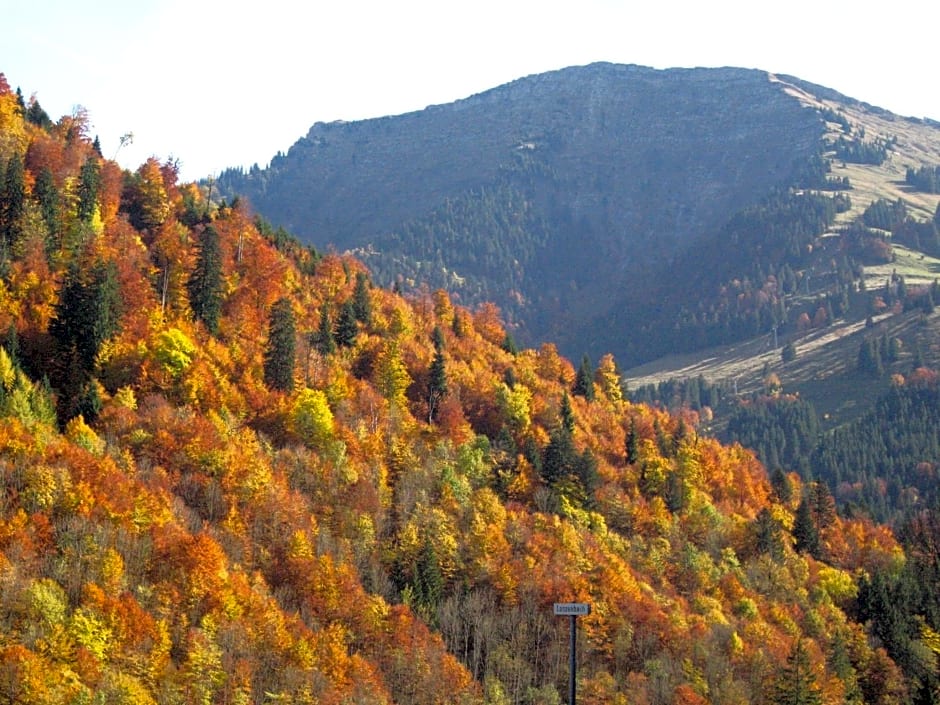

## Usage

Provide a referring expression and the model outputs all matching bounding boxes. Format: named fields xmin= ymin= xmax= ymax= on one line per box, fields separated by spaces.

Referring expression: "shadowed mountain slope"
xmin=218 ymin=63 xmax=827 ymax=358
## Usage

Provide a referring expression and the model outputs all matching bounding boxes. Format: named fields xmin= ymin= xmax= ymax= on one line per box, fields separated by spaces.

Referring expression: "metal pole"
xmin=554 ymin=602 xmax=589 ymax=705
xmin=569 ymin=614 xmax=577 ymax=705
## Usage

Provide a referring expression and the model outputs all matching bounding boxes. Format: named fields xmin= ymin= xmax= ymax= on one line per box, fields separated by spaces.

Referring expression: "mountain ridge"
xmin=219 ymin=62 xmax=835 ymax=360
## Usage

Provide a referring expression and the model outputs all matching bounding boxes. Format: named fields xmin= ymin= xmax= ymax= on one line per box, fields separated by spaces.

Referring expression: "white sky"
xmin=4 ymin=0 xmax=938 ymax=182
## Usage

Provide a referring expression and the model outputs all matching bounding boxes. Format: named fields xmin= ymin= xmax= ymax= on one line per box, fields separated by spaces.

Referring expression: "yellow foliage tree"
xmin=374 ymin=339 xmax=411 ymax=408
xmin=291 ymin=388 xmax=335 ymax=446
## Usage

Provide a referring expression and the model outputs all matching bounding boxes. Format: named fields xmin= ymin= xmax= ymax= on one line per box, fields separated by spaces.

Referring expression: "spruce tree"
xmin=792 ymin=498 xmax=821 ymax=558
xmin=33 ymin=167 xmax=61 ymax=252
xmin=560 ymin=392 xmax=575 ymax=435
xmin=187 ymin=225 xmax=224 ymax=335
xmin=76 ymin=156 xmax=100 ymax=223
xmin=263 ymin=297 xmax=296 ymax=392
xmin=573 ymin=354 xmax=595 ymax=400
xmin=625 ymin=419 xmax=639 ymax=464
xmin=334 ymin=300 xmax=358 ymax=347
xmin=431 ymin=325 xmax=445 ymax=353
xmin=50 ymin=259 xmax=122 ymax=373
xmin=313 ymin=302 xmax=336 ymax=356
xmin=770 ymin=639 xmax=822 ymax=705
xmin=49 ymin=259 xmax=122 ymax=422
xmin=0 ymin=153 xmax=25 ymax=260
xmin=352 ymin=271 xmax=372 ymax=325
xmin=427 ymin=348 xmax=447 ymax=423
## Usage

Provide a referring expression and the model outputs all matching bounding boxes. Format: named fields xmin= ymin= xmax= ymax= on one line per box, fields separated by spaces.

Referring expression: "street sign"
xmin=553 ymin=602 xmax=590 ymax=616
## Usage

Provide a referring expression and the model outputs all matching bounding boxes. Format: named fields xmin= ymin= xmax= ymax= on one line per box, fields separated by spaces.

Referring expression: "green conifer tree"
xmin=49 ymin=259 xmax=122 ymax=422
xmin=263 ymin=297 xmax=296 ymax=392
xmin=625 ymin=419 xmax=639 ymax=464
xmin=352 ymin=271 xmax=372 ymax=325
xmin=770 ymin=639 xmax=823 ymax=705
xmin=792 ymin=497 xmax=821 ymax=558
xmin=314 ymin=302 xmax=336 ymax=356
xmin=187 ymin=225 xmax=224 ymax=335
xmin=334 ymin=300 xmax=358 ymax=348
xmin=33 ymin=167 xmax=61 ymax=253
xmin=0 ymin=153 xmax=25 ymax=261
xmin=76 ymin=156 xmax=100 ymax=223
xmin=50 ymin=259 xmax=122 ymax=373
xmin=560 ymin=392 xmax=575 ymax=435
xmin=427 ymin=349 xmax=447 ymax=423
xmin=573 ymin=354 xmax=595 ymax=400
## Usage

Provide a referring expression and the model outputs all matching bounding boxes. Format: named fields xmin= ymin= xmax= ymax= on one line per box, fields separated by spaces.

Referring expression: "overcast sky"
xmin=4 ymin=0 xmax=938 ymax=181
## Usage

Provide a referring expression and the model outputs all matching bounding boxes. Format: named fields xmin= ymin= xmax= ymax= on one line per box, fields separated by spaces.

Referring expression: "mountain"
xmin=216 ymin=62 xmax=940 ymax=370
xmin=216 ymin=64 xmax=819 ymax=354
xmin=2 ymin=71 xmax=939 ymax=703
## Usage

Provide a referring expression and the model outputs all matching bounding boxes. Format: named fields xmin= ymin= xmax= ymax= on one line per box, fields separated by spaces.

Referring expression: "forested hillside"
xmin=2 ymin=73 xmax=939 ymax=705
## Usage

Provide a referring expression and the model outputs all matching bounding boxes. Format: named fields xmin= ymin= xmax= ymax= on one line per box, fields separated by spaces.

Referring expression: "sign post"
xmin=554 ymin=603 xmax=590 ymax=705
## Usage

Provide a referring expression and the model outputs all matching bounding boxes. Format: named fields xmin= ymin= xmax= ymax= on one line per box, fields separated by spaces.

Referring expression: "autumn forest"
xmin=0 ymin=73 xmax=938 ymax=705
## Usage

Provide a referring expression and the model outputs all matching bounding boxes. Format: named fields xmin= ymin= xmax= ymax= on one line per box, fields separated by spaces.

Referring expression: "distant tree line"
xmin=905 ymin=164 xmax=940 ymax=193
xmin=628 ymin=374 xmax=726 ymax=412
xmin=722 ymin=394 xmax=819 ymax=476
xmin=833 ymin=135 xmax=891 ymax=165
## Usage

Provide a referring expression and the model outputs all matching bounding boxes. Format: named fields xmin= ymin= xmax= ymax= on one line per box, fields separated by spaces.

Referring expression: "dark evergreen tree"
xmin=33 ymin=167 xmax=61 ymax=252
xmin=782 ymin=341 xmax=797 ymax=363
xmin=812 ymin=482 xmax=837 ymax=529
xmin=49 ymin=259 xmax=122 ymax=373
xmin=313 ymin=302 xmax=336 ymax=356
xmin=76 ymin=156 xmax=101 ymax=223
xmin=451 ymin=311 xmax=465 ymax=338
xmin=426 ymin=349 xmax=448 ymax=423
xmin=263 ymin=297 xmax=296 ymax=392
xmin=770 ymin=639 xmax=823 ymax=705
xmin=413 ymin=539 xmax=444 ymax=616
xmin=187 ymin=225 xmax=224 ymax=335
xmin=560 ymin=392 xmax=575 ymax=435
xmin=351 ymin=271 xmax=372 ymax=325
xmin=49 ymin=259 xmax=122 ymax=422
xmin=431 ymin=325 xmax=445 ymax=353
xmin=792 ymin=497 xmax=821 ymax=558
xmin=334 ymin=300 xmax=358 ymax=348
xmin=857 ymin=338 xmax=883 ymax=377
xmin=754 ymin=507 xmax=785 ymax=561
xmin=0 ymin=153 xmax=26 ymax=260
xmin=625 ymin=419 xmax=639 ymax=464
xmin=501 ymin=333 xmax=518 ymax=355
xmin=573 ymin=353 xmax=595 ymax=400
xmin=75 ymin=380 xmax=103 ymax=423
xmin=25 ymin=98 xmax=52 ymax=129
xmin=2 ymin=324 xmax=19 ymax=369
xmin=771 ymin=467 xmax=794 ymax=503
xmin=541 ymin=427 xmax=576 ymax=486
